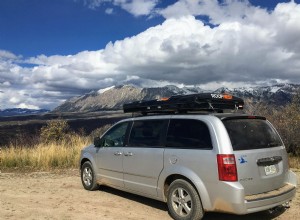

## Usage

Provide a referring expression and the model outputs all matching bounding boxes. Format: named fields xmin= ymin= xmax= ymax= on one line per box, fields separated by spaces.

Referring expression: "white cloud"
xmin=83 ymin=0 xmax=106 ymax=9
xmin=0 ymin=87 xmax=55 ymax=110
xmin=105 ymin=8 xmax=114 ymax=14
xmin=9 ymin=97 xmax=20 ymax=104
xmin=159 ymin=0 xmax=254 ymax=23
xmin=1 ymin=1 xmax=300 ymax=110
xmin=17 ymin=103 xmax=40 ymax=110
xmin=1 ymin=81 xmax=11 ymax=86
xmin=113 ymin=0 xmax=158 ymax=17
xmin=0 ymin=50 xmax=19 ymax=60
xmin=82 ymin=0 xmax=158 ymax=16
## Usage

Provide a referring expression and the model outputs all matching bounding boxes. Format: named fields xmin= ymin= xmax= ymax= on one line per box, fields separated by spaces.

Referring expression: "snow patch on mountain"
xmin=98 ymin=86 xmax=115 ymax=94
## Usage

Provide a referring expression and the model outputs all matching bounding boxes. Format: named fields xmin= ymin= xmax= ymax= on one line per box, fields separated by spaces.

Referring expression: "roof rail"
xmin=123 ymin=93 xmax=244 ymax=115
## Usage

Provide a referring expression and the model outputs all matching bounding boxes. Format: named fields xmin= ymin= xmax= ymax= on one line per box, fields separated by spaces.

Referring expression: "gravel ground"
xmin=0 ymin=169 xmax=299 ymax=220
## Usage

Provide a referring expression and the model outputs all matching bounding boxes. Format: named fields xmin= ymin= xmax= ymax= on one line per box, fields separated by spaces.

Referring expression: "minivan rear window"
xmin=223 ymin=119 xmax=283 ymax=151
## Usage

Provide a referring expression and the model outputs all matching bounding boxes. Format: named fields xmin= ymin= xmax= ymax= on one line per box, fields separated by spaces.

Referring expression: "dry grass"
xmin=0 ymin=134 xmax=90 ymax=171
xmin=1 ymin=136 xmax=299 ymax=172
xmin=0 ymin=120 xmax=111 ymax=172
xmin=289 ymin=156 xmax=300 ymax=170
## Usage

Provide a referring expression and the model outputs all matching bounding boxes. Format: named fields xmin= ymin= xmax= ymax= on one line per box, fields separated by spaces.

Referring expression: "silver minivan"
xmin=79 ymin=94 xmax=297 ymax=220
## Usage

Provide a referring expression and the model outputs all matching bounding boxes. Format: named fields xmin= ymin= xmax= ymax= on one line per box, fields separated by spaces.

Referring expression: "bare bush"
xmin=40 ymin=119 xmax=70 ymax=144
xmin=89 ymin=124 xmax=112 ymax=140
xmin=9 ymin=132 xmax=40 ymax=148
xmin=273 ymin=92 xmax=300 ymax=156
xmin=245 ymin=91 xmax=300 ymax=156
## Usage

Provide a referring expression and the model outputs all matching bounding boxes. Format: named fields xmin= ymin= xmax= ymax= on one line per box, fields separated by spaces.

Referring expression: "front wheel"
xmin=81 ymin=161 xmax=99 ymax=191
xmin=167 ymin=179 xmax=204 ymax=220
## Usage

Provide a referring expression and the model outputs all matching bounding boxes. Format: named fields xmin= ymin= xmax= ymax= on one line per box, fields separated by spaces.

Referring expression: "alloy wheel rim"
xmin=83 ymin=167 xmax=93 ymax=186
xmin=171 ymin=187 xmax=192 ymax=217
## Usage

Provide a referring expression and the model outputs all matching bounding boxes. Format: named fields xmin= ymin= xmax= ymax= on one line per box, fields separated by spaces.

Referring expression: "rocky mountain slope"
xmin=53 ymin=84 xmax=300 ymax=113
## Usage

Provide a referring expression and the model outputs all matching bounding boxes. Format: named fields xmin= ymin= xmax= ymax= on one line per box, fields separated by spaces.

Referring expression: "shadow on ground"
xmin=204 ymin=206 xmax=287 ymax=220
xmin=99 ymin=186 xmax=288 ymax=219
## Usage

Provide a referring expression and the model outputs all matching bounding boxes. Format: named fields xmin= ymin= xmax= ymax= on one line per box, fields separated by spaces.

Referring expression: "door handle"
xmin=114 ymin=151 xmax=122 ymax=156
xmin=124 ymin=152 xmax=133 ymax=156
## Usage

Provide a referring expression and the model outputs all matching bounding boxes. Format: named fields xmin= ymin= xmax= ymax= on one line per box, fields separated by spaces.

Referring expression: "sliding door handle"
xmin=114 ymin=151 xmax=122 ymax=156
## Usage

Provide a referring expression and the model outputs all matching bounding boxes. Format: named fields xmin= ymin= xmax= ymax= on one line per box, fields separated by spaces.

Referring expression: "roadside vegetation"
xmin=0 ymin=120 xmax=111 ymax=171
xmin=0 ymin=134 xmax=89 ymax=171
xmin=0 ymin=92 xmax=299 ymax=171
xmin=246 ymin=91 xmax=300 ymax=169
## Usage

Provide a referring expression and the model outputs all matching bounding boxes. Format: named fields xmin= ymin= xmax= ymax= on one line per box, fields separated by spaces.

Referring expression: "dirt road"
xmin=0 ymin=170 xmax=299 ymax=220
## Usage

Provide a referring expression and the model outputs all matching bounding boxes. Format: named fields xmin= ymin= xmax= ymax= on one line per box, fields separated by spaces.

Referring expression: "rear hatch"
xmin=222 ymin=116 xmax=288 ymax=195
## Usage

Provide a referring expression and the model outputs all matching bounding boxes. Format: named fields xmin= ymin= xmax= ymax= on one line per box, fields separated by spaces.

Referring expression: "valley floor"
xmin=0 ymin=170 xmax=299 ymax=220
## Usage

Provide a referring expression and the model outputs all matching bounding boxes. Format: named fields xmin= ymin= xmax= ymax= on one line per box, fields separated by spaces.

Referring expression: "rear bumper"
xmin=245 ymin=183 xmax=296 ymax=214
xmin=208 ymin=170 xmax=297 ymax=215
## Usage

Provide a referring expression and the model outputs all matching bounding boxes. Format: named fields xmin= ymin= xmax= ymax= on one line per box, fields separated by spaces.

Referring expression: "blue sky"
xmin=0 ymin=0 xmax=169 ymax=57
xmin=0 ymin=0 xmax=300 ymax=109
xmin=0 ymin=0 xmax=294 ymax=57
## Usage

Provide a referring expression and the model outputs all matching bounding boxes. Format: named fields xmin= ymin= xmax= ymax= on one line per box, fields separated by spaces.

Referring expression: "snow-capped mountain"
xmin=53 ymin=84 xmax=300 ymax=113
xmin=0 ymin=108 xmax=49 ymax=117
xmin=215 ymin=84 xmax=299 ymax=105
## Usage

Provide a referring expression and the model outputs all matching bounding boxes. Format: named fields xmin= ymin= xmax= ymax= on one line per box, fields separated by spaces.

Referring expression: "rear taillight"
xmin=217 ymin=154 xmax=238 ymax=182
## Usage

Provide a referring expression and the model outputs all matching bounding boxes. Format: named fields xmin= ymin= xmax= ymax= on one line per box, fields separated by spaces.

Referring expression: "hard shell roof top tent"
xmin=123 ymin=93 xmax=244 ymax=116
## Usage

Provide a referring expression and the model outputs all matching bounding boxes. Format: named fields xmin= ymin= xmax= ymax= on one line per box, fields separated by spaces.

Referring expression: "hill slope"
xmin=53 ymin=84 xmax=300 ymax=113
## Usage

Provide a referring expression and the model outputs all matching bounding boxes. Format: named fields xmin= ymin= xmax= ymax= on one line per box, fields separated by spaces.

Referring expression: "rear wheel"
xmin=167 ymin=179 xmax=204 ymax=220
xmin=81 ymin=161 xmax=99 ymax=191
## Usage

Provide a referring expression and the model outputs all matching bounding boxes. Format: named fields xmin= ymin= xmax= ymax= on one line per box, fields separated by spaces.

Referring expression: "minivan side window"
xmin=128 ymin=120 xmax=167 ymax=147
xmin=101 ymin=122 xmax=129 ymax=147
xmin=166 ymin=119 xmax=213 ymax=149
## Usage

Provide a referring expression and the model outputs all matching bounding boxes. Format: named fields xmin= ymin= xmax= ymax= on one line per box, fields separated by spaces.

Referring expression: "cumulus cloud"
xmin=159 ymin=0 xmax=254 ymax=23
xmin=1 ymin=1 xmax=300 ymax=109
xmin=99 ymin=2 xmax=300 ymax=85
xmin=0 ymin=86 xmax=52 ymax=110
xmin=0 ymin=50 xmax=20 ymax=60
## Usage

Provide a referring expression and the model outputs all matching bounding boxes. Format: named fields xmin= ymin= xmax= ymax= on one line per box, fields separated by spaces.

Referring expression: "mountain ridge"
xmin=0 ymin=108 xmax=49 ymax=117
xmin=53 ymin=83 xmax=300 ymax=113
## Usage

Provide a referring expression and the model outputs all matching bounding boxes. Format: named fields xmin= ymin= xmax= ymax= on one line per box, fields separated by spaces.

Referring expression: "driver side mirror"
xmin=94 ymin=137 xmax=103 ymax=148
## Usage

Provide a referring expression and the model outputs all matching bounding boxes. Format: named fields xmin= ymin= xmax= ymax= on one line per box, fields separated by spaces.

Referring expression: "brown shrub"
xmin=40 ymin=119 xmax=70 ymax=144
xmin=245 ymin=91 xmax=300 ymax=156
xmin=89 ymin=124 xmax=112 ymax=140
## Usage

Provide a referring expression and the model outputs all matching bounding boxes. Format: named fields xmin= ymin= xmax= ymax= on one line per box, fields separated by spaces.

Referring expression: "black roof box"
xmin=123 ymin=93 xmax=244 ymax=114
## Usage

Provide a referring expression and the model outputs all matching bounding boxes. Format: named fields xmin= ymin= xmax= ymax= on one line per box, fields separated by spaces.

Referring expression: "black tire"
xmin=167 ymin=179 xmax=204 ymax=220
xmin=81 ymin=161 xmax=99 ymax=191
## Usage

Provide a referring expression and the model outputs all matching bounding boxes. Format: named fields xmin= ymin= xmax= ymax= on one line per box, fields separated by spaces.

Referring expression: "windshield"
xmin=223 ymin=119 xmax=283 ymax=151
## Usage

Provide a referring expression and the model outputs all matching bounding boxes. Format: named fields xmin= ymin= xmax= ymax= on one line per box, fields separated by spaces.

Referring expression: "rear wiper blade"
xmin=267 ymin=142 xmax=280 ymax=147
xmin=252 ymin=142 xmax=279 ymax=149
